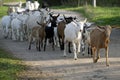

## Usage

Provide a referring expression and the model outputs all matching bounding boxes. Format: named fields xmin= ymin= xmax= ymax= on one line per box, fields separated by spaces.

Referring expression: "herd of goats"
xmin=1 ymin=1 xmax=112 ymax=66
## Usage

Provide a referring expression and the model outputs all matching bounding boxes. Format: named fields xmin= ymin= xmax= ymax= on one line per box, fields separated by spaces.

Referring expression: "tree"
xmin=93 ymin=0 xmax=96 ymax=7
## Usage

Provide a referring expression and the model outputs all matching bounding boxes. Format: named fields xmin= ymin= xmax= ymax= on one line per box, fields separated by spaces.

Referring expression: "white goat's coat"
xmin=25 ymin=1 xmax=40 ymax=10
xmin=34 ymin=1 xmax=40 ymax=10
xmin=11 ymin=18 xmax=24 ymax=41
xmin=11 ymin=14 xmax=28 ymax=41
xmin=64 ymin=21 xmax=85 ymax=59
xmin=26 ymin=9 xmax=50 ymax=39
xmin=1 ymin=15 xmax=12 ymax=38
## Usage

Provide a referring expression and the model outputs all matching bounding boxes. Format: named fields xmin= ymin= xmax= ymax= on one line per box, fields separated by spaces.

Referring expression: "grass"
xmin=52 ymin=5 xmax=120 ymax=27
xmin=84 ymin=6 xmax=120 ymax=26
xmin=3 ymin=0 xmax=25 ymax=3
xmin=0 ymin=48 xmax=26 ymax=80
xmin=0 ymin=6 xmax=8 ymax=18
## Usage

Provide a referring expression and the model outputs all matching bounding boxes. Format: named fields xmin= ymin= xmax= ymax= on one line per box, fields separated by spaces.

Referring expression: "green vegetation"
xmin=52 ymin=6 xmax=120 ymax=27
xmin=0 ymin=6 xmax=8 ymax=18
xmin=0 ymin=48 xmax=25 ymax=80
xmin=84 ymin=6 xmax=120 ymax=26
xmin=3 ymin=0 xmax=25 ymax=3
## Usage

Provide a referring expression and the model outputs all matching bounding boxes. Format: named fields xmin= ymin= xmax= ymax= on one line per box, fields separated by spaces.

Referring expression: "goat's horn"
xmin=83 ymin=18 xmax=87 ymax=23
xmin=63 ymin=14 xmax=66 ymax=18
xmin=37 ymin=21 xmax=41 ymax=25
xmin=57 ymin=13 xmax=60 ymax=17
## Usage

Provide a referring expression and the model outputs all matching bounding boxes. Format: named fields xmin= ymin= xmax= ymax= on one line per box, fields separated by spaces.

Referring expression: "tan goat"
xmin=90 ymin=25 xmax=112 ymax=66
xmin=28 ymin=22 xmax=46 ymax=51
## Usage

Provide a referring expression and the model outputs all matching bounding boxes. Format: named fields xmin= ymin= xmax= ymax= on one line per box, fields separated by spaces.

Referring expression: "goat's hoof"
xmin=82 ymin=54 xmax=85 ymax=56
xmin=63 ymin=55 xmax=66 ymax=57
xmin=106 ymin=63 xmax=110 ymax=67
xmin=93 ymin=59 xmax=97 ymax=63
xmin=74 ymin=58 xmax=77 ymax=60
xmin=69 ymin=51 xmax=72 ymax=53
xmin=38 ymin=49 xmax=41 ymax=51
xmin=97 ymin=56 xmax=100 ymax=59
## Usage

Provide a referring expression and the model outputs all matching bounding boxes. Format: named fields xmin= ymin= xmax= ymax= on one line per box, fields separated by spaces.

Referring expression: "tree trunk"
xmin=93 ymin=0 xmax=96 ymax=7
xmin=78 ymin=0 xmax=80 ymax=7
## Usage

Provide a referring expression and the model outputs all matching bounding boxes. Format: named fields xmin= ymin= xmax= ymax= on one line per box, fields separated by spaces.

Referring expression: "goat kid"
xmin=64 ymin=19 xmax=87 ymax=60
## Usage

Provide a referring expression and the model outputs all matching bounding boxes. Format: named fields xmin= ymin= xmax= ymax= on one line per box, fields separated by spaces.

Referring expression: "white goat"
xmin=25 ymin=1 xmax=39 ymax=11
xmin=64 ymin=19 xmax=87 ymax=60
xmin=33 ymin=1 xmax=40 ymax=10
xmin=26 ymin=9 xmax=50 ymax=39
xmin=1 ymin=15 xmax=12 ymax=39
xmin=11 ymin=13 xmax=28 ymax=41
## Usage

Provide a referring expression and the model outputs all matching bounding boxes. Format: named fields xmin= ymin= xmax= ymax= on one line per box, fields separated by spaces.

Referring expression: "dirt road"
xmin=0 ymin=10 xmax=120 ymax=80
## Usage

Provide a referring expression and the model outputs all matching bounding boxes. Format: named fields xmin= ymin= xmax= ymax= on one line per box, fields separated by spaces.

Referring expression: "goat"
xmin=44 ymin=22 xmax=54 ymax=51
xmin=57 ymin=15 xmax=76 ymax=52
xmin=49 ymin=13 xmax=60 ymax=47
xmin=1 ymin=15 xmax=12 ymax=39
xmin=89 ymin=25 xmax=112 ymax=66
xmin=28 ymin=22 xmax=46 ymax=51
xmin=81 ymin=22 xmax=95 ymax=56
xmin=33 ymin=1 xmax=40 ymax=10
xmin=26 ymin=9 xmax=49 ymax=40
xmin=43 ymin=13 xmax=60 ymax=51
xmin=64 ymin=19 xmax=87 ymax=60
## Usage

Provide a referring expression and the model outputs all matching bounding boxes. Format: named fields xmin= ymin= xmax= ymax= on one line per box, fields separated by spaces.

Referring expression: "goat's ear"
xmin=73 ymin=16 xmax=77 ymax=20
xmin=63 ymin=15 xmax=66 ymax=19
xmin=49 ymin=13 xmax=53 ymax=18
xmin=57 ymin=13 xmax=60 ymax=17
xmin=83 ymin=18 xmax=87 ymax=23
xmin=38 ymin=8 xmax=42 ymax=12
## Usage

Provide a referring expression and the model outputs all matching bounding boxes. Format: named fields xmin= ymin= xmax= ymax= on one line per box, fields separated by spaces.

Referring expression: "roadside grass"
xmin=0 ymin=6 xmax=8 ymax=18
xmin=0 ymin=48 xmax=26 ymax=80
xmin=84 ymin=6 xmax=120 ymax=27
xmin=3 ymin=0 xmax=25 ymax=3
xmin=52 ymin=6 xmax=120 ymax=27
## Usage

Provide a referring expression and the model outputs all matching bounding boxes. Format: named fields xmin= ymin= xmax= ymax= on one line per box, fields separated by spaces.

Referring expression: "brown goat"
xmin=28 ymin=22 xmax=46 ymax=51
xmin=90 ymin=25 xmax=112 ymax=66
xmin=57 ymin=21 xmax=66 ymax=50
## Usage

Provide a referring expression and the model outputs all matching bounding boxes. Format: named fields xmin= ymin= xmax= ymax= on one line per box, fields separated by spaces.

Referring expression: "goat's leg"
xmin=61 ymin=39 xmax=64 ymax=50
xmin=44 ymin=38 xmax=47 ymax=51
xmin=90 ymin=46 xmax=93 ymax=57
xmin=88 ymin=46 xmax=90 ymax=56
xmin=12 ymin=29 xmax=16 ymax=40
xmin=92 ymin=47 xmax=97 ymax=63
xmin=28 ymin=36 xmax=32 ymax=50
xmin=87 ymin=46 xmax=93 ymax=57
xmin=72 ymin=42 xmax=77 ymax=60
xmin=105 ymin=47 xmax=109 ymax=66
xmin=52 ymin=37 xmax=55 ymax=51
xmin=81 ymin=40 xmax=85 ymax=55
xmin=68 ymin=42 xmax=72 ymax=53
xmin=36 ymin=39 xmax=40 ymax=51
xmin=95 ymin=49 xmax=100 ymax=63
xmin=36 ymin=39 xmax=38 ymax=50
xmin=38 ymin=39 xmax=41 ymax=51
xmin=20 ymin=29 xmax=23 ymax=41
xmin=63 ymin=41 xmax=67 ymax=57
xmin=58 ymin=36 xmax=62 ymax=50
xmin=77 ymin=42 xmax=81 ymax=54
